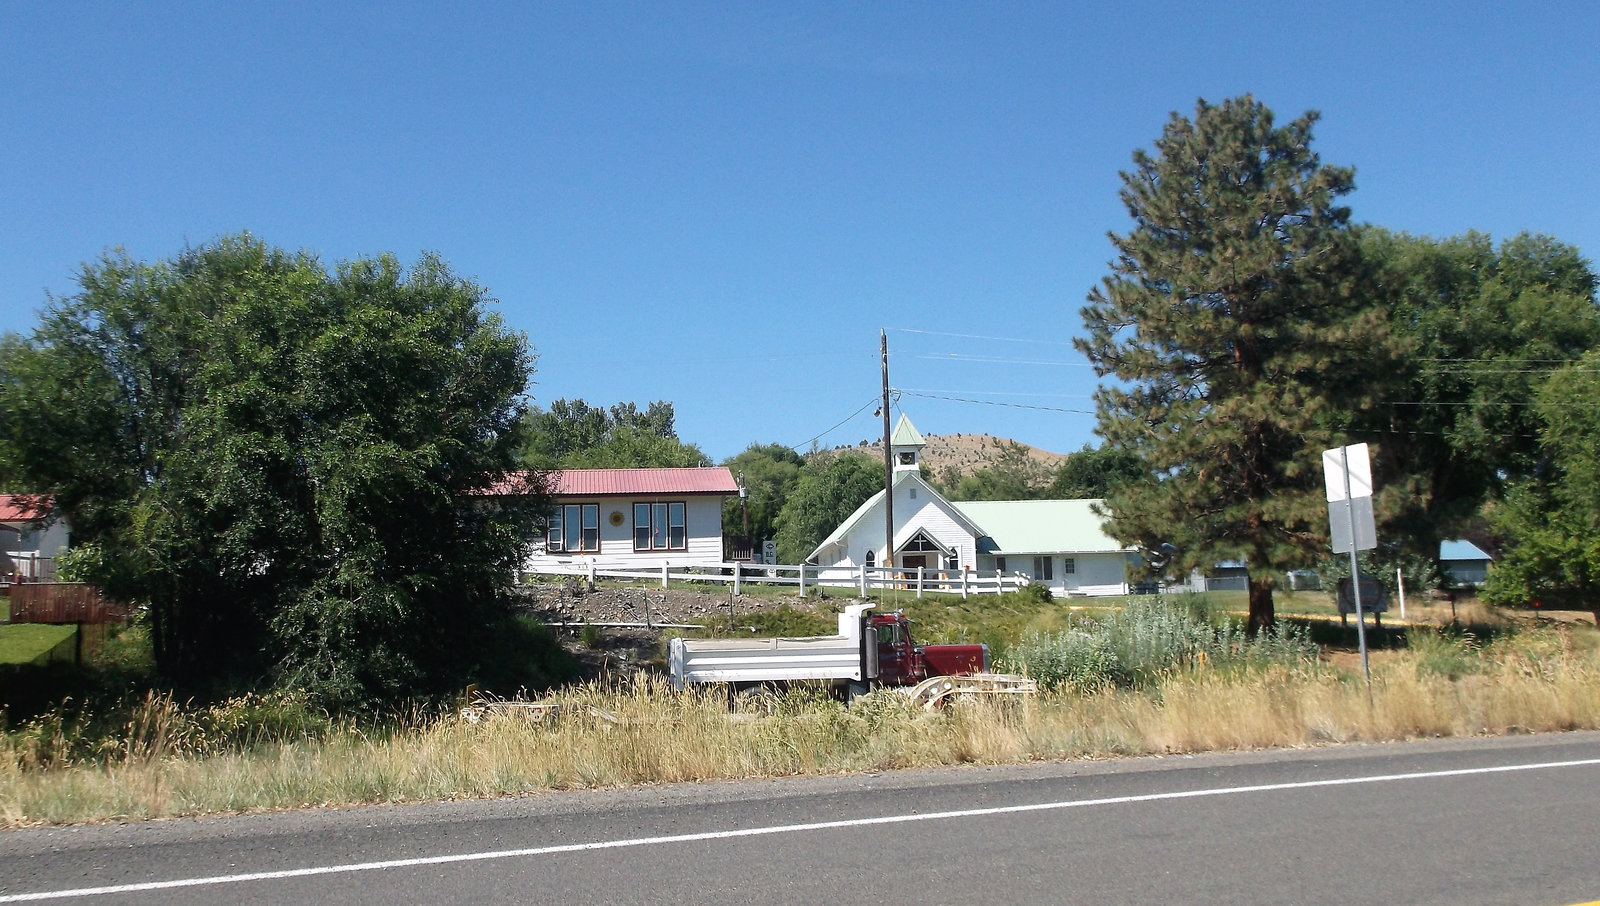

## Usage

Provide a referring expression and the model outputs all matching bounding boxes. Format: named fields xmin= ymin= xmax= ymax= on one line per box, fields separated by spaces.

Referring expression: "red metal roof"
xmin=0 ymin=494 xmax=54 ymax=523
xmin=550 ymin=468 xmax=739 ymax=496
xmin=477 ymin=468 xmax=741 ymax=498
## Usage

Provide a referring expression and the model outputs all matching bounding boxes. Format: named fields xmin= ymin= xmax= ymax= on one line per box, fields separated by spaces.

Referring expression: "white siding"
xmin=815 ymin=482 xmax=980 ymax=571
xmin=3 ymin=518 xmax=69 ymax=558
xmin=988 ymin=551 xmax=1138 ymax=597
xmin=524 ymin=495 xmax=727 ymax=572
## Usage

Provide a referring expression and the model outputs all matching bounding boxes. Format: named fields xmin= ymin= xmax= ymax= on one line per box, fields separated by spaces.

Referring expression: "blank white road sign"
xmin=1322 ymin=443 xmax=1372 ymax=501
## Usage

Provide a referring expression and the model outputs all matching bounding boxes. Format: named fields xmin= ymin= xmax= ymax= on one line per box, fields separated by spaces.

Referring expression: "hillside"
xmin=841 ymin=432 xmax=1069 ymax=480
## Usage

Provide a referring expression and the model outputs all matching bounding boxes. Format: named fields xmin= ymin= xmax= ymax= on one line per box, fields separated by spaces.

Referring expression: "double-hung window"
xmin=634 ymin=501 xmax=687 ymax=551
xmin=547 ymin=504 xmax=599 ymax=553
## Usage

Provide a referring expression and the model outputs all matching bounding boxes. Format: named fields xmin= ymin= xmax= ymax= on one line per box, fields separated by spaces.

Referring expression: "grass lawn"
xmin=0 ymin=623 xmax=77 ymax=666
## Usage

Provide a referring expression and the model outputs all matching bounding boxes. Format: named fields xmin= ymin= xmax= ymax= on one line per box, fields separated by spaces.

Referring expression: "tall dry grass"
xmin=4 ymin=628 xmax=1600 ymax=827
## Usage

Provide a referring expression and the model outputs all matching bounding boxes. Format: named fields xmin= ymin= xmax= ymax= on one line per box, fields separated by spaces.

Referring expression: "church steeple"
xmin=889 ymin=414 xmax=926 ymax=472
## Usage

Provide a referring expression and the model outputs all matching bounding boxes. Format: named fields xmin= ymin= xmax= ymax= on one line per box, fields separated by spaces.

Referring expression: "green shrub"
xmin=1002 ymin=629 xmax=1118 ymax=689
xmin=999 ymin=596 xmax=1318 ymax=690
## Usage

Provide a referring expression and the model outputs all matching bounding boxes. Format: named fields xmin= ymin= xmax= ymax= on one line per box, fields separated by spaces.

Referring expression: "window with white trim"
xmin=1033 ymin=556 xmax=1054 ymax=581
xmin=634 ymin=501 xmax=687 ymax=551
xmin=1063 ymin=558 xmax=1076 ymax=575
xmin=548 ymin=503 xmax=600 ymax=552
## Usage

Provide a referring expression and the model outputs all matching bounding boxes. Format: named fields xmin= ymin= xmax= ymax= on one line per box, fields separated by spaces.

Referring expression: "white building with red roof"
xmin=1 ymin=494 xmax=70 ymax=581
xmin=523 ymin=467 xmax=741 ymax=573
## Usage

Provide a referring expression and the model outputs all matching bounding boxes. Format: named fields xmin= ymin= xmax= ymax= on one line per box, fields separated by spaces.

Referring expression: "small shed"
xmin=1440 ymin=539 xmax=1493 ymax=588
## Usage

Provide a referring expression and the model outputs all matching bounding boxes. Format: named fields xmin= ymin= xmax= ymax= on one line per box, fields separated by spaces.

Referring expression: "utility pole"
xmin=880 ymin=329 xmax=894 ymax=579
xmin=737 ymin=469 xmax=749 ymax=556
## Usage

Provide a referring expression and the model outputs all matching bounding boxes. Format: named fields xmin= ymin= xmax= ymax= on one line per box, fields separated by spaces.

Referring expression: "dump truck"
xmin=666 ymin=602 xmax=1035 ymax=708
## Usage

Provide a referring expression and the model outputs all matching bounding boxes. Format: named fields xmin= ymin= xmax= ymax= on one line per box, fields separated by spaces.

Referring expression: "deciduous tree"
xmin=721 ymin=443 xmax=805 ymax=548
xmin=942 ymin=441 xmax=1050 ymax=501
xmin=1482 ymin=349 xmax=1600 ymax=623
xmin=1355 ymin=229 xmax=1599 ymax=552
xmin=772 ymin=452 xmax=882 ymax=564
xmin=519 ymin=399 xmax=709 ymax=468
xmin=0 ymin=235 xmax=547 ymax=702
xmin=1044 ymin=444 xmax=1145 ymax=500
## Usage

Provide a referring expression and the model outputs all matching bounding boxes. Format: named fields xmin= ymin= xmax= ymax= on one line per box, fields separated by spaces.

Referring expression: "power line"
xmin=912 ymin=353 xmax=1097 ymax=367
xmin=888 ymin=327 xmax=1079 ymax=347
xmin=791 ymin=397 xmax=880 ymax=451
xmin=898 ymin=390 xmax=1095 ymax=416
xmin=897 ymin=387 xmax=1096 ymax=400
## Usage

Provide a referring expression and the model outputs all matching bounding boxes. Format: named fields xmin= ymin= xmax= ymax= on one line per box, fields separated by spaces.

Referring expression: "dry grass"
xmin=5 ymin=628 xmax=1600 ymax=827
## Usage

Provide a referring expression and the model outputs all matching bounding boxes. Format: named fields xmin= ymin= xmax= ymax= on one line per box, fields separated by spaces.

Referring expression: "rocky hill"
xmin=841 ymin=432 xmax=1069 ymax=480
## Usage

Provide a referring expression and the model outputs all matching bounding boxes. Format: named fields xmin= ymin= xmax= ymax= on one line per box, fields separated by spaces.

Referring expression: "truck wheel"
xmin=734 ymin=687 xmax=780 ymax=716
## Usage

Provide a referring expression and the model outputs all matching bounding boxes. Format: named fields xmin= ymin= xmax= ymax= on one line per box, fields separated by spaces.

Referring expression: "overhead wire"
xmin=887 ymin=327 xmax=1079 ymax=347
xmin=897 ymin=390 xmax=1095 ymax=416
xmin=912 ymin=353 xmax=1097 ymax=367
xmin=791 ymin=396 xmax=880 ymax=451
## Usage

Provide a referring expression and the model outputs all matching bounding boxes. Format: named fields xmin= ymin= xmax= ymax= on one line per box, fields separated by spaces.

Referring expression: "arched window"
xmin=864 ymin=549 xmax=876 ymax=568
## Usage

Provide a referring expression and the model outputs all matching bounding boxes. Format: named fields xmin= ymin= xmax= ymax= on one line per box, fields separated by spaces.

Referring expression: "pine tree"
xmin=1076 ymin=96 xmax=1384 ymax=634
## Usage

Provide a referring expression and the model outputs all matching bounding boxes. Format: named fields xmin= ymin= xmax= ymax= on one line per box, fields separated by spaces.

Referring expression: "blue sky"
xmin=4 ymin=2 xmax=1596 ymax=462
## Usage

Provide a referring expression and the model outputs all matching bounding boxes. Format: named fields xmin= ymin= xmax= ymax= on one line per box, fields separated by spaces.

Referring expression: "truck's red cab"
xmin=869 ymin=611 xmax=987 ymax=688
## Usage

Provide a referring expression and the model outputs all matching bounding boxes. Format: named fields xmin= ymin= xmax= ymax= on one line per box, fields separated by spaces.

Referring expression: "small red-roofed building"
xmin=1 ymin=494 xmax=69 ymax=582
xmin=520 ymin=468 xmax=741 ymax=573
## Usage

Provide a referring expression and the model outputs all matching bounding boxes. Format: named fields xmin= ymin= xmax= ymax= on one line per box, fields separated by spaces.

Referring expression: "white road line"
xmin=4 ymin=756 xmax=1599 ymax=902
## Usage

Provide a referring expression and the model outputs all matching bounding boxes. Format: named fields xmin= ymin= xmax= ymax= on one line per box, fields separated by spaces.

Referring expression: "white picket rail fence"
xmin=525 ymin=561 xmax=1031 ymax=599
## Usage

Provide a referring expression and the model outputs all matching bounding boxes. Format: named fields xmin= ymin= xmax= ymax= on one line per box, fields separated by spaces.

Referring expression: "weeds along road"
xmin=3 ymin=732 xmax=1600 ymax=905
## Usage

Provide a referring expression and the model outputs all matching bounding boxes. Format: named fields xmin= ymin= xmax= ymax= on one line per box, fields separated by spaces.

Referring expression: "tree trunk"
xmin=1247 ymin=578 xmax=1276 ymax=638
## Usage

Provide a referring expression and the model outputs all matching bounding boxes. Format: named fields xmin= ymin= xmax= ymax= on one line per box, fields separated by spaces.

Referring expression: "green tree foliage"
xmin=720 ymin=443 xmax=805 ymax=546
xmin=518 ymin=399 xmax=709 ymax=468
xmin=772 ymin=452 xmax=882 ymax=564
xmin=1077 ymin=96 xmax=1384 ymax=634
xmin=1483 ymin=350 xmax=1600 ymax=620
xmin=1356 ymin=229 xmax=1599 ymax=551
xmin=0 ymin=235 xmax=548 ymax=703
xmin=942 ymin=441 xmax=1050 ymax=501
xmin=1044 ymin=444 xmax=1146 ymax=499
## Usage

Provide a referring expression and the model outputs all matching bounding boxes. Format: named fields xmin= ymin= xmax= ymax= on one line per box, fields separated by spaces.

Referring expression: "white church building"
xmin=806 ymin=416 xmax=1142 ymax=597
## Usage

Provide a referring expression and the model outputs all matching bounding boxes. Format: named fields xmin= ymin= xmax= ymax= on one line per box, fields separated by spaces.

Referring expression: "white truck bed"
xmin=667 ymin=602 xmax=877 ymax=689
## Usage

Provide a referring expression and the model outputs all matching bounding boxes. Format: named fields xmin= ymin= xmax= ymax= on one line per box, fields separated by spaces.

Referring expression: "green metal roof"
xmin=889 ymin=414 xmax=925 ymax=448
xmin=951 ymin=499 xmax=1128 ymax=554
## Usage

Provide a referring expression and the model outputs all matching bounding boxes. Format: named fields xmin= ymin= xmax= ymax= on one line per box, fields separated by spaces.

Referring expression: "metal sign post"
xmin=1323 ymin=443 xmax=1378 ymax=695
xmin=1340 ymin=450 xmax=1370 ymax=689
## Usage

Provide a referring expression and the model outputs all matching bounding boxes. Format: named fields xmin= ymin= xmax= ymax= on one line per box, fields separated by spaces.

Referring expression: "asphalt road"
xmin=3 ymin=732 xmax=1599 ymax=905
